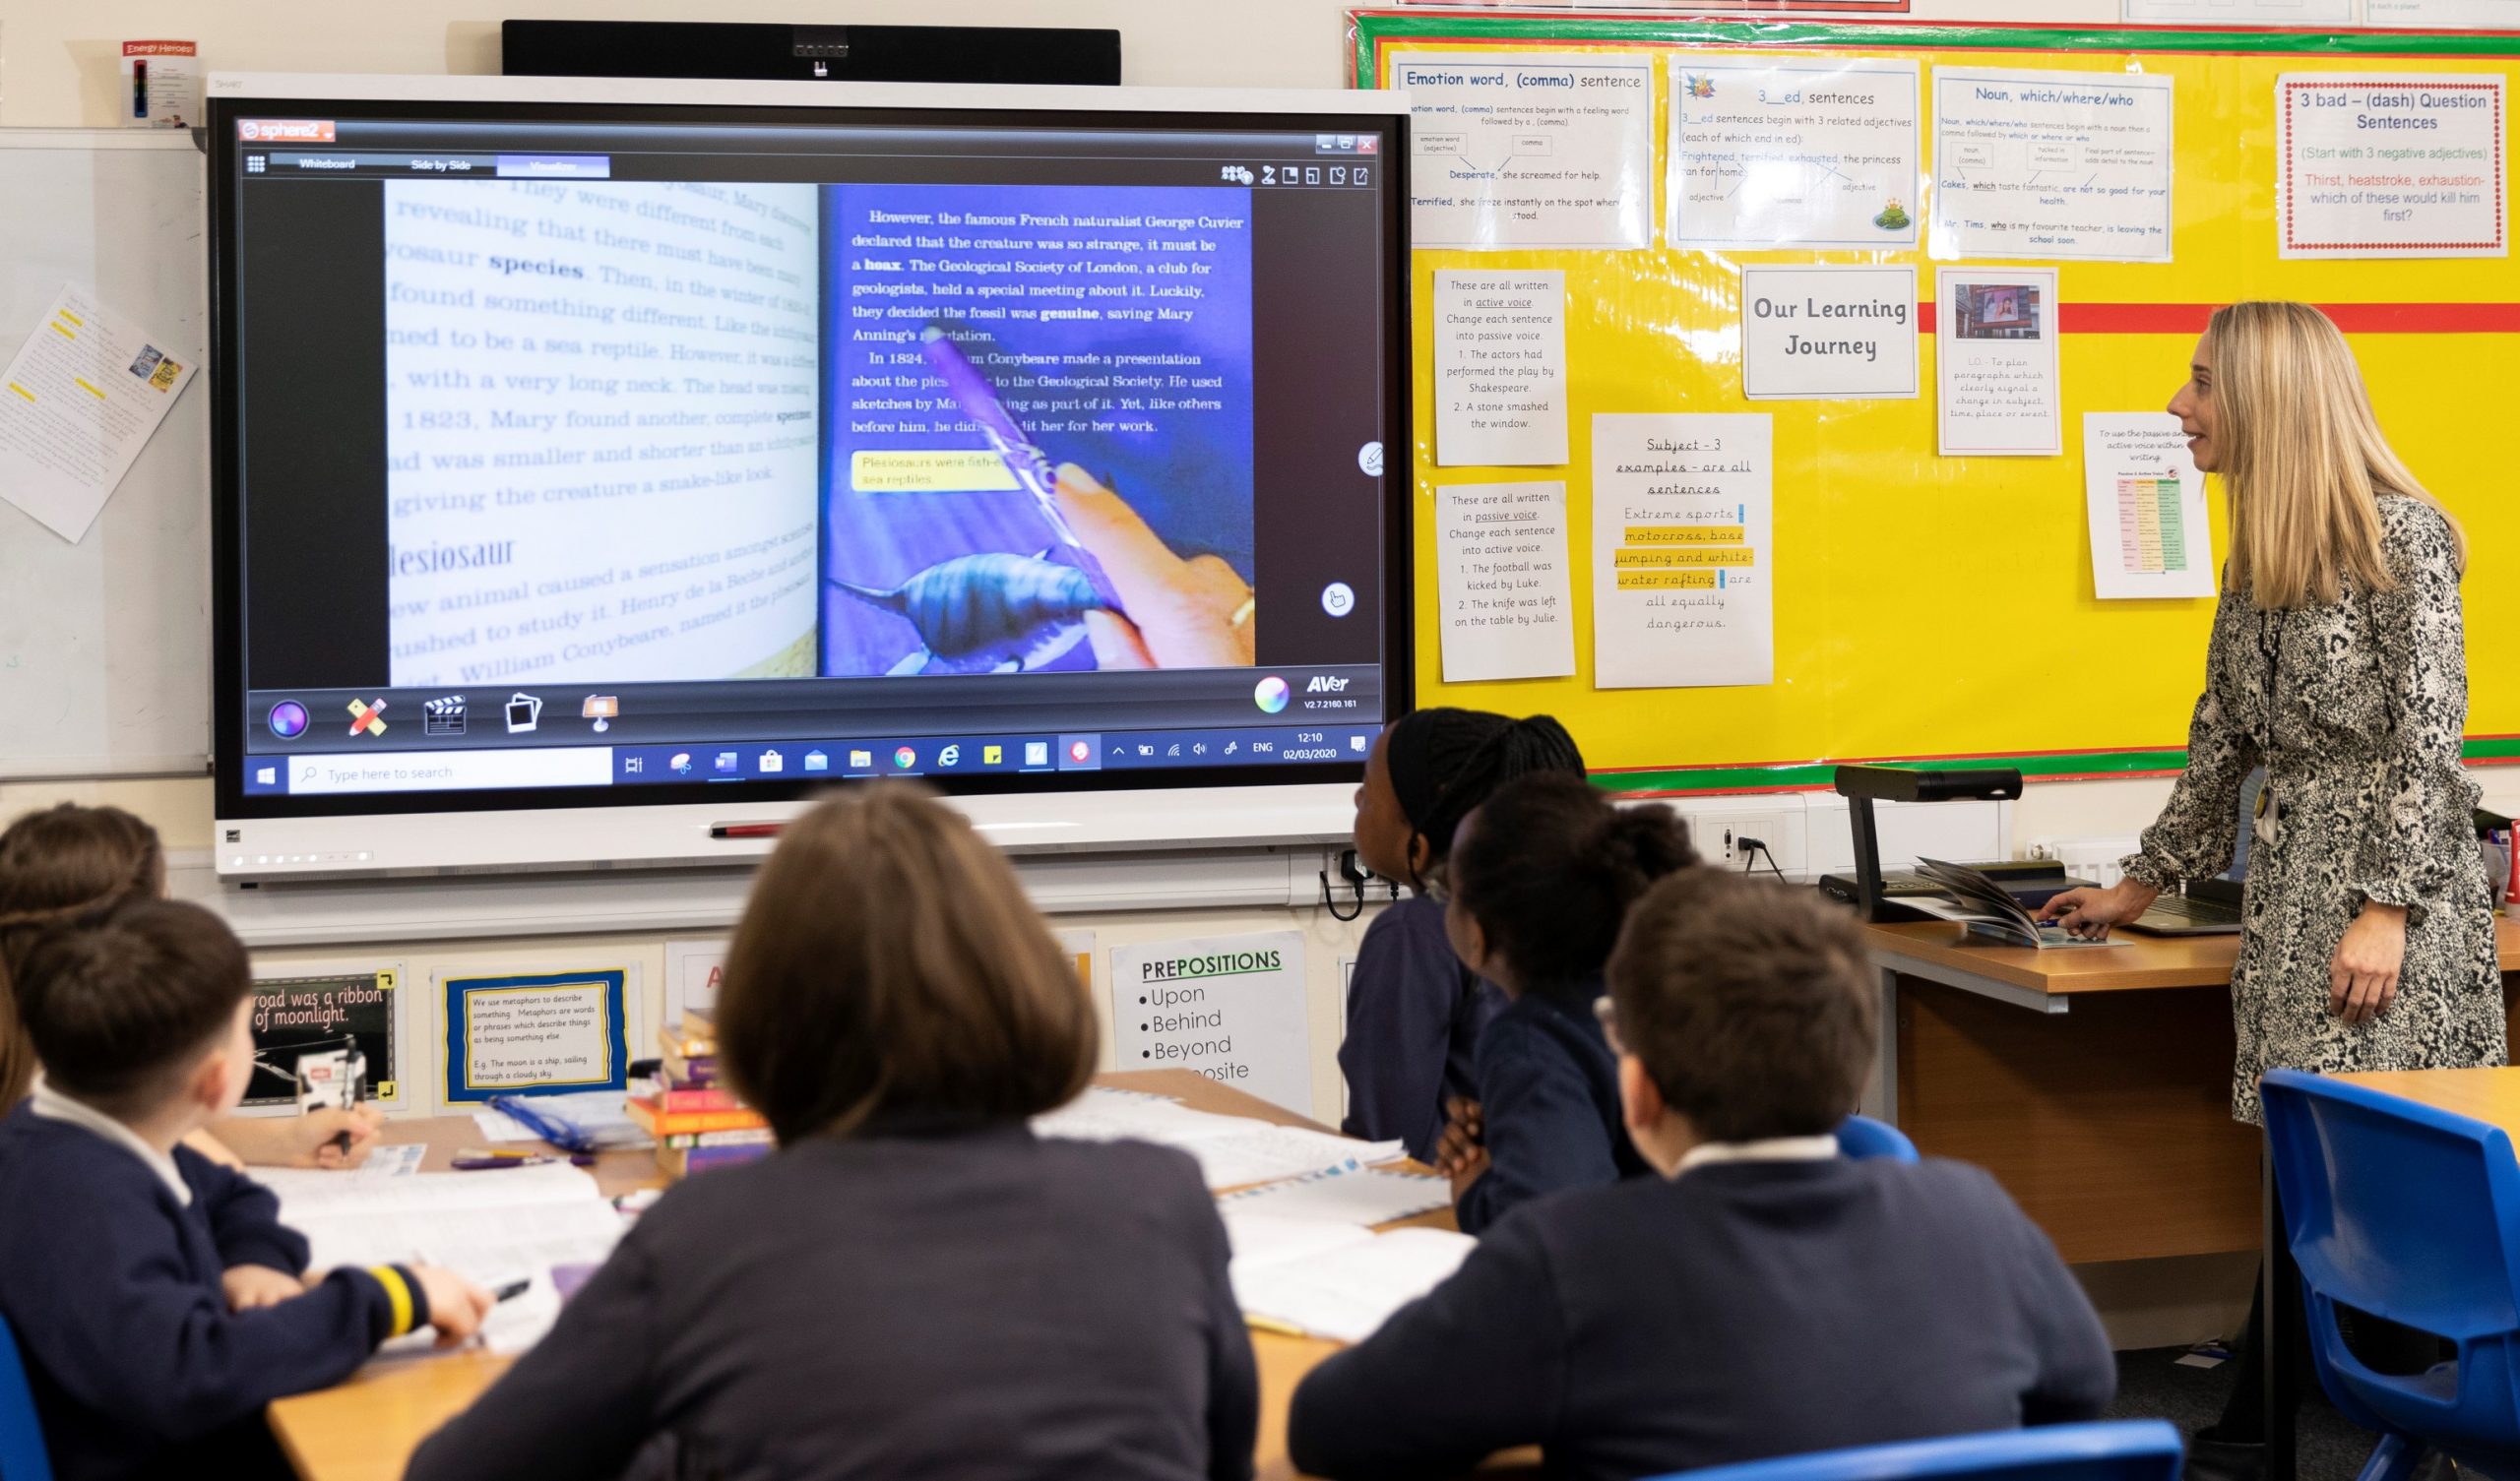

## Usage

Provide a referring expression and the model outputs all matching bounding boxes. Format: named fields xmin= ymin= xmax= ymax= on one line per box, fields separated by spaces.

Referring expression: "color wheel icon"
xmin=266 ymin=701 xmax=309 ymax=740
xmin=1253 ymin=676 xmax=1291 ymax=713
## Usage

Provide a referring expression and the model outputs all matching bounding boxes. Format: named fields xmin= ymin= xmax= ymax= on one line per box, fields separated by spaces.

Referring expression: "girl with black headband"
xmin=1341 ymin=709 xmax=1586 ymax=1161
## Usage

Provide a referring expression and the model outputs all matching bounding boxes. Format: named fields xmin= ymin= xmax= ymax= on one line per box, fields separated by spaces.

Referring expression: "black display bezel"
xmin=207 ymin=92 xmax=1412 ymax=822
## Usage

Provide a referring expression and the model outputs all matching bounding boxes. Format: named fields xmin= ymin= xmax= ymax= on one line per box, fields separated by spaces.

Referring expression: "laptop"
xmin=2124 ymin=770 xmax=2262 ymax=937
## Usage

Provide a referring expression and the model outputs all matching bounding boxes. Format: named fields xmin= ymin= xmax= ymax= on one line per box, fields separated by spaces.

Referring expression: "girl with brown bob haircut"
xmin=716 ymin=782 xmax=1096 ymax=1140
xmin=0 ymin=803 xmax=380 ymax=1168
xmin=410 ymin=785 xmax=1258 ymax=1481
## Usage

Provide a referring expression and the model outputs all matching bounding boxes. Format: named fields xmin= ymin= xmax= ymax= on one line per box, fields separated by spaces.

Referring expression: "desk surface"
xmin=268 ymin=1071 xmax=1481 ymax=1481
xmin=2334 ymin=1065 xmax=2520 ymax=1140
xmin=1867 ymin=914 xmax=2520 ymax=998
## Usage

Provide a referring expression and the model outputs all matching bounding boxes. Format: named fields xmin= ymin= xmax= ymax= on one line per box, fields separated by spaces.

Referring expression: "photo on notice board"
xmin=246 ymin=970 xmax=402 ymax=1110
xmin=1934 ymin=267 xmax=2061 ymax=458
xmin=1951 ymin=282 xmax=2044 ymax=341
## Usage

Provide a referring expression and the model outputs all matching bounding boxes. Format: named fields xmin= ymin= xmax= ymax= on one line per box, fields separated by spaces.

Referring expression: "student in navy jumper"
xmin=1340 ymin=710 xmax=1586 ymax=1161
xmin=1291 ymin=869 xmax=2114 ymax=1481
xmin=0 ymin=899 xmax=490 ymax=1481
xmin=408 ymin=786 xmax=1257 ymax=1481
xmin=1431 ymin=773 xmax=1691 ymax=1235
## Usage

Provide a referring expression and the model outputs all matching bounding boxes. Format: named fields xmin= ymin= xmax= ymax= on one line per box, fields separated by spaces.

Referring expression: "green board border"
xmin=1352 ymin=12 xmax=2520 ymax=86
xmin=1358 ymin=10 xmax=2520 ymax=793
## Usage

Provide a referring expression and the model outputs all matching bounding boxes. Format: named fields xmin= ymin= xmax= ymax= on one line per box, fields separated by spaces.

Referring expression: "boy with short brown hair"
xmin=0 ymin=899 xmax=488 ymax=1480
xmin=1291 ymin=869 xmax=2113 ymax=1481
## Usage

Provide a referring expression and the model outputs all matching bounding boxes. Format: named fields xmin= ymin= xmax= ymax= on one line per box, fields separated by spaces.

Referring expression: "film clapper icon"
xmin=423 ymin=695 xmax=467 ymax=736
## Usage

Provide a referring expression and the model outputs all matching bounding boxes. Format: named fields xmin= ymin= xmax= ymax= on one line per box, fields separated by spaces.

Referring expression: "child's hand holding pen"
xmin=1054 ymin=463 xmax=1257 ymax=670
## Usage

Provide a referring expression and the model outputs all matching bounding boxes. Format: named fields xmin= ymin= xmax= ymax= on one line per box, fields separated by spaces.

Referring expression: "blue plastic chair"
xmin=1647 ymin=1420 xmax=2181 ymax=1481
xmin=0 ymin=1313 xmax=53 ymax=1481
xmin=1839 ymin=1114 xmax=1921 ymax=1163
xmin=2261 ymin=1067 xmax=2520 ymax=1481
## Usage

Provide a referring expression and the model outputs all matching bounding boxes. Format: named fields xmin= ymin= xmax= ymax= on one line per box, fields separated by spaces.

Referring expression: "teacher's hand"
xmin=2035 ymin=880 xmax=2160 ymax=941
xmin=2331 ymin=901 xmax=2408 ymax=1024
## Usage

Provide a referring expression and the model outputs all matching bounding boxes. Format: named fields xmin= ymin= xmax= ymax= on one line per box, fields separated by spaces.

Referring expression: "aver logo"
xmin=1305 ymin=675 xmax=1351 ymax=694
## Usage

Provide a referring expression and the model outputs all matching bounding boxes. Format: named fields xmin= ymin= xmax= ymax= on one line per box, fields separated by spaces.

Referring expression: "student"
xmin=0 ymin=899 xmax=489 ymax=1481
xmin=407 ymin=785 xmax=1258 ymax=1481
xmin=1436 ymin=772 xmax=1686 ymax=1235
xmin=0 ymin=802 xmax=381 ymax=1167
xmin=1289 ymin=870 xmax=2114 ymax=1481
xmin=1341 ymin=709 xmax=1585 ymax=1161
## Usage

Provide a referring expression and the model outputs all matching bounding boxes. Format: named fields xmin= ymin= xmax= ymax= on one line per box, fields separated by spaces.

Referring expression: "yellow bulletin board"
xmin=1352 ymin=12 xmax=2520 ymax=793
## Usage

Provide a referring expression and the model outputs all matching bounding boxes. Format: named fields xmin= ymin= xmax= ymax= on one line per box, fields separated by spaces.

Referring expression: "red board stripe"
xmin=1913 ymin=302 xmax=2520 ymax=334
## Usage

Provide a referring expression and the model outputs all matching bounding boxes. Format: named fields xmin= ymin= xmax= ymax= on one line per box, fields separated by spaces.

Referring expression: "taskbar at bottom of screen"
xmin=243 ymin=724 xmax=1382 ymax=796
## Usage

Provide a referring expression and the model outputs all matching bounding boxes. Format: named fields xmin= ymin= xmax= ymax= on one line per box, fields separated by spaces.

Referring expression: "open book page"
xmin=1034 ymin=1087 xmax=1406 ymax=1191
xmin=1215 ymin=1167 xmax=1451 ymax=1225
xmin=1228 ymin=1227 xmax=1477 ymax=1342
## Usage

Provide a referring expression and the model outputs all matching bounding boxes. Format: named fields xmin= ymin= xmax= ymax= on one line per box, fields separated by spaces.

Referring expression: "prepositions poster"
xmin=1670 ymin=57 xmax=1922 ymax=249
xmin=2082 ymin=413 xmax=2216 ymax=600
xmin=1738 ymin=265 xmax=1918 ymax=401
xmin=1109 ymin=932 xmax=1310 ymax=1116
xmin=442 ymin=967 xmax=631 ymax=1102
xmin=1434 ymin=480 xmax=1577 ymax=683
xmin=1931 ymin=67 xmax=2175 ymax=262
xmin=1433 ymin=271 xmax=1569 ymax=466
xmin=1393 ymin=52 xmax=1655 ymax=250
xmin=1936 ymin=269 xmax=2062 ymax=458
xmin=2277 ymin=75 xmax=2507 ymax=259
xmin=1590 ymin=413 xmax=1775 ymax=690
xmin=247 ymin=969 xmax=404 ymax=1109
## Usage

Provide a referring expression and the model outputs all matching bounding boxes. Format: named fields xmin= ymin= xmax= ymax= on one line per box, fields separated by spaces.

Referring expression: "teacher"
xmin=2039 ymin=301 xmax=2501 ymax=1463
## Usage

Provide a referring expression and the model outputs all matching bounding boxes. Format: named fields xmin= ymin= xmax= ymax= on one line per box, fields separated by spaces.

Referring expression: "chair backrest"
xmin=1839 ymin=1114 xmax=1921 ymax=1163
xmin=0 ymin=1313 xmax=54 ymax=1481
xmin=1653 ymin=1420 xmax=2182 ymax=1481
xmin=2261 ymin=1069 xmax=2520 ymax=1340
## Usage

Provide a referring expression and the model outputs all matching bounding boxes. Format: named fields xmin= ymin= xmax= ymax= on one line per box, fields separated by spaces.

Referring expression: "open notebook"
xmin=1033 ymin=1086 xmax=1407 ymax=1191
xmin=257 ymin=1161 xmax=626 ymax=1356
xmin=1225 ymin=1212 xmax=1475 ymax=1343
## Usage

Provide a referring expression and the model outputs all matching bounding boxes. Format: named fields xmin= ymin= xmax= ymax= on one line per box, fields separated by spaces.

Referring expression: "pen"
xmin=452 ymin=1155 xmax=554 ymax=1170
xmin=493 ymin=1279 xmax=533 ymax=1303
xmin=919 ymin=324 xmax=1126 ymax=614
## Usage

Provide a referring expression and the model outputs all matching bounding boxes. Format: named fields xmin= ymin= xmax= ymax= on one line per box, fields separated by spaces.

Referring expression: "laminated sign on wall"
xmin=1109 ymin=932 xmax=1310 ymax=1116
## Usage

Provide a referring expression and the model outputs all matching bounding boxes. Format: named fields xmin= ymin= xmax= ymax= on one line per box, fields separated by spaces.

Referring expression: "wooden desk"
xmin=269 ymin=1071 xmax=1485 ymax=1481
xmin=1867 ymin=917 xmax=2520 ymax=1265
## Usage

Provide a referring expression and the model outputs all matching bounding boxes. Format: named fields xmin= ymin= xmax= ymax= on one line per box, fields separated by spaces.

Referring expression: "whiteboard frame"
xmin=204 ymin=76 xmax=1406 ymax=880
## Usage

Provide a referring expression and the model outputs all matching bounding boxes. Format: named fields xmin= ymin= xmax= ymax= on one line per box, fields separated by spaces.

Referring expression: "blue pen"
xmin=486 ymin=1093 xmax=600 ymax=1160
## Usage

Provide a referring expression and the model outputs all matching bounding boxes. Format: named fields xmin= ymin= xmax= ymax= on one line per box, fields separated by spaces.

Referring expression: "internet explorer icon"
xmin=1253 ymin=676 xmax=1292 ymax=714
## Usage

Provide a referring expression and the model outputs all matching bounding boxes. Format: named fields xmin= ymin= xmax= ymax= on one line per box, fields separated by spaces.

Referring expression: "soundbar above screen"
xmin=207 ymin=76 xmax=1409 ymax=878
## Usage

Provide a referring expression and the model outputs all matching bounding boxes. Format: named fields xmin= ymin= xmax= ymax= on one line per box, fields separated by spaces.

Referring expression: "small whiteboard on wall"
xmin=0 ymin=130 xmax=211 ymax=780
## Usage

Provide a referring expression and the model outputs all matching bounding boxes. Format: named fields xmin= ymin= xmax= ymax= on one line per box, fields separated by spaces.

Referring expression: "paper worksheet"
xmin=1215 ymin=1167 xmax=1452 ymax=1225
xmin=2367 ymin=0 xmax=2520 ymax=23
xmin=1434 ymin=480 xmax=1576 ymax=683
xmin=1034 ymin=1086 xmax=1405 ymax=1191
xmin=1434 ymin=271 xmax=1569 ymax=467
xmin=260 ymin=1162 xmax=627 ymax=1355
xmin=2083 ymin=413 xmax=2215 ymax=599
xmin=1936 ymin=268 xmax=2063 ymax=458
xmin=1229 ymin=1225 xmax=1478 ymax=1342
xmin=1931 ymin=67 xmax=2175 ymax=263
xmin=2123 ymin=0 xmax=2351 ymax=20
xmin=1589 ymin=412 xmax=1776 ymax=690
xmin=1670 ymin=56 xmax=1922 ymax=250
xmin=2276 ymin=74 xmax=2508 ymax=259
xmin=1391 ymin=51 xmax=1655 ymax=250
xmin=0 ymin=283 xmax=197 ymax=542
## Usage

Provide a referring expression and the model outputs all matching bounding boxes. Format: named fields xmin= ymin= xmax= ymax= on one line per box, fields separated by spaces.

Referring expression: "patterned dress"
xmin=2121 ymin=494 xmax=2503 ymax=1125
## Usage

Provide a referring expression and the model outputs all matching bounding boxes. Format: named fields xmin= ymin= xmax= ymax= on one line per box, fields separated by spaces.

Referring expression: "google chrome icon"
xmin=1253 ymin=676 xmax=1291 ymax=713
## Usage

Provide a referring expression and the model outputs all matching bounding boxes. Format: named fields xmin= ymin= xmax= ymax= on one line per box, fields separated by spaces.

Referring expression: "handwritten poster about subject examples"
xmin=1590 ymin=414 xmax=1775 ymax=691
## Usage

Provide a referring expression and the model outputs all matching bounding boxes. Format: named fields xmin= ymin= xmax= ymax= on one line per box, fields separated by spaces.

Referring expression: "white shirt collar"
xmin=29 ymin=1080 xmax=193 ymax=1206
xmin=1675 ymin=1135 xmax=1842 ymax=1176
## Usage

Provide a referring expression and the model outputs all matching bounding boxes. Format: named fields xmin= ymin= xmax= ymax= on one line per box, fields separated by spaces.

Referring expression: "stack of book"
xmin=627 ymin=1012 xmax=774 ymax=1178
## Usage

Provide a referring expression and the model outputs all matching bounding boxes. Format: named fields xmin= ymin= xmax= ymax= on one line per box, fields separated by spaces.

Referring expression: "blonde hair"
xmin=2205 ymin=300 xmax=2464 ymax=610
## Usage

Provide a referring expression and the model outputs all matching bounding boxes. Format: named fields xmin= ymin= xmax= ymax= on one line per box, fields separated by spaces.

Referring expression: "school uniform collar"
xmin=1674 ymin=1136 xmax=1841 ymax=1177
xmin=29 ymin=1080 xmax=193 ymax=1205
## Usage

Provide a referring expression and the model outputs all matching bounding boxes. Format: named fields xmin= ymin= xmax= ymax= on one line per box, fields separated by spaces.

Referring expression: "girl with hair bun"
xmin=1342 ymin=710 xmax=1586 ymax=1161
xmin=1436 ymin=772 xmax=1695 ymax=1234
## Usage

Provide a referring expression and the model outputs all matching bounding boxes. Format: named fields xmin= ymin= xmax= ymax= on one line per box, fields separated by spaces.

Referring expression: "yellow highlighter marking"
xmin=55 ymin=309 xmax=83 ymax=327
xmin=73 ymin=376 xmax=105 ymax=400
xmin=6 ymin=383 xmax=32 ymax=402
